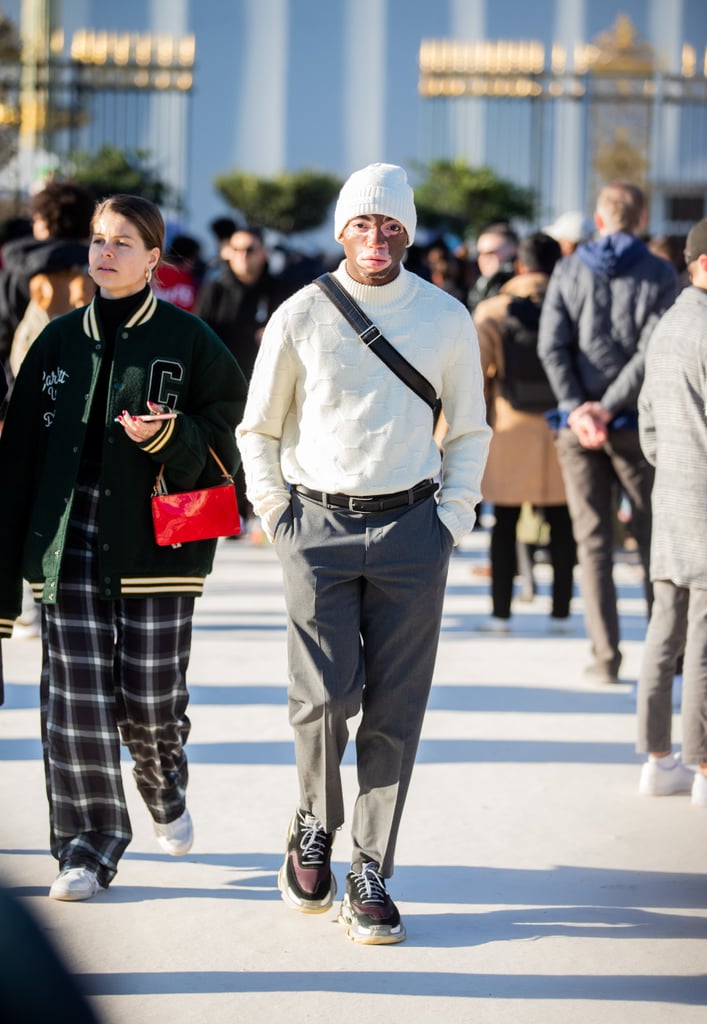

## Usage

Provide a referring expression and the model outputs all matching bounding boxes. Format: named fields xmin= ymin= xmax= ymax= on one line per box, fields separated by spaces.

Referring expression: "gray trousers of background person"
xmin=274 ymin=489 xmax=454 ymax=878
xmin=637 ymin=579 xmax=707 ymax=764
xmin=555 ymin=428 xmax=654 ymax=675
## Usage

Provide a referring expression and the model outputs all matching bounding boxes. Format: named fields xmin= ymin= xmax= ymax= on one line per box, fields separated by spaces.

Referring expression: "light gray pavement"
xmin=1 ymin=525 xmax=706 ymax=1024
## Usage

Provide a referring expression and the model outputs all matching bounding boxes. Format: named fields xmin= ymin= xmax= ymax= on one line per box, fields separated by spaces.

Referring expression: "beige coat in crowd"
xmin=474 ymin=271 xmax=567 ymax=507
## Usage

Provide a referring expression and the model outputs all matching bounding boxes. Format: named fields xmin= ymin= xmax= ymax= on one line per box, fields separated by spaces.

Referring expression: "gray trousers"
xmin=556 ymin=428 xmax=653 ymax=674
xmin=274 ymin=490 xmax=454 ymax=877
xmin=637 ymin=579 xmax=707 ymax=764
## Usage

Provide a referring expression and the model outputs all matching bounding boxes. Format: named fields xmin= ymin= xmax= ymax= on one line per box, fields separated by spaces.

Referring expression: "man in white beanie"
xmin=237 ymin=163 xmax=491 ymax=944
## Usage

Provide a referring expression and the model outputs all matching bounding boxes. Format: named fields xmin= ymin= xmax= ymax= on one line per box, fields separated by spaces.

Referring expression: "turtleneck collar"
xmin=84 ymin=284 xmax=157 ymax=341
xmin=96 ymin=283 xmax=151 ymax=321
xmin=332 ymin=260 xmax=417 ymax=313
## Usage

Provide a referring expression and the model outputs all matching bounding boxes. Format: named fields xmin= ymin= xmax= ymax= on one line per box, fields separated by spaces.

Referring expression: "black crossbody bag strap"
xmin=315 ymin=273 xmax=442 ymax=428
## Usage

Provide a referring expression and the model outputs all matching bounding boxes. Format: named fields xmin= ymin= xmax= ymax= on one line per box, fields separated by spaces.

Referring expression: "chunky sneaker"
xmin=639 ymin=754 xmax=694 ymax=796
xmin=692 ymin=771 xmax=707 ymax=807
xmin=340 ymin=861 xmax=407 ymax=945
xmin=278 ymin=809 xmax=336 ymax=913
xmin=49 ymin=866 xmax=105 ymax=902
xmin=154 ymin=807 xmax=194 ymax=855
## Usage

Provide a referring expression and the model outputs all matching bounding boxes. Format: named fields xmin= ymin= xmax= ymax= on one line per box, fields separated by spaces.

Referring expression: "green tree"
xmin=413 ymin=159 xmax=535 ymax=239
xmin=213 ymin=168 xmax=343 ymax=233
xmin=70 ymin=144 xmax=174 ymax=206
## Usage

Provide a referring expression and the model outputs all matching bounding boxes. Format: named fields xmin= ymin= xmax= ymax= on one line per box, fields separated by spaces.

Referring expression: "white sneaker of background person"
xmin=639 ymin=752 xmax=694 ymax=797
xmin=692 ymin=771 xmax=707 ymax=807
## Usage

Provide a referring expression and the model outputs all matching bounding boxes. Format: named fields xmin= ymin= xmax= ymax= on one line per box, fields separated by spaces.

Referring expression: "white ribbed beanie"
xmin=334 ymin=163 xmax=416 ymax=247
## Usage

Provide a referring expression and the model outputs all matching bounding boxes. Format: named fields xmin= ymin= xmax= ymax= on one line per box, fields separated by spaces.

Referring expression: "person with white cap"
xmin=237 ymin=163 xmax=491 ymax=944
xmin=542 ymin=210 xmax=594 ymax=257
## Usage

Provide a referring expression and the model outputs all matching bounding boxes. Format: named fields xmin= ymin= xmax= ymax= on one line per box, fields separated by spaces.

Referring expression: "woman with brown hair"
xmin=0 ymin=195 xmax=247 ymax=900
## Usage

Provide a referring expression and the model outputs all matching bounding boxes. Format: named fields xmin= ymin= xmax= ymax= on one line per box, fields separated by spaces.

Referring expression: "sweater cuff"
xmin=437 ymin=504 xmax=467 ymax=546
xmin=261 ymin=500 xmax=291 ymax=543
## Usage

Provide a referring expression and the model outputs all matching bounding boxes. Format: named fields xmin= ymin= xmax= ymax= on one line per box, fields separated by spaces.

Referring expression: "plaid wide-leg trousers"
xmin=40 ymin=480 xmax=194 ymax=887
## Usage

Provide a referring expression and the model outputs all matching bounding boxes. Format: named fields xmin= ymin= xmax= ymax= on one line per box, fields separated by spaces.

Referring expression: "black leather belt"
xmin=294 ymin=480 xmax=438 ymax=513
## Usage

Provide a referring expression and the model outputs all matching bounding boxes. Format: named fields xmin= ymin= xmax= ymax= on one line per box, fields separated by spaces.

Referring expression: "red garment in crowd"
xmin=152 ymin=264 xmax=199 ymax=312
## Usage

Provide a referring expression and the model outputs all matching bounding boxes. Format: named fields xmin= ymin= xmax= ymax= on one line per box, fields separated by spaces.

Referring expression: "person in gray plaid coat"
xmin=636 ymin=217 xmax=707 ymax=806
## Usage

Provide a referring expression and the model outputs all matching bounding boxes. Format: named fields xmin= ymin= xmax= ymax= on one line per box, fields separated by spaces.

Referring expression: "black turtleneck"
xmin=82 ymin=285 xmax=151 ymax=469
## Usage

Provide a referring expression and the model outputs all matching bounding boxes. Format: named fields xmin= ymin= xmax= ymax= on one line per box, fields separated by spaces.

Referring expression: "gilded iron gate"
xmin=418 ymin=15 xmax=707 ymax=235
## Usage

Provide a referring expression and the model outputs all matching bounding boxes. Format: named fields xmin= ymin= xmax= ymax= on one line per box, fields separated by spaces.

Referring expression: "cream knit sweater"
xmin=237 ymin=262 xmax=491 ymax=542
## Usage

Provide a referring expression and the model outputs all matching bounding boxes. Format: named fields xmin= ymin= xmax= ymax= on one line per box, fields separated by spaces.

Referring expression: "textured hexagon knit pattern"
xmin=237 ymin=263 xmax=492 ymax=542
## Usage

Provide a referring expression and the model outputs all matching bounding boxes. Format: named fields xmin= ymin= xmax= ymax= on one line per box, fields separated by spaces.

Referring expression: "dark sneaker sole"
xmin=338 ymin=898 xmax=407 ymax=945
xmin=278 ymin=860 xmax=336 ymax=913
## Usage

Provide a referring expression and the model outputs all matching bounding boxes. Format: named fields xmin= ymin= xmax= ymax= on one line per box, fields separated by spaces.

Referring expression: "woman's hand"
xmin=115 ymin=401 xmax=172 ymax=445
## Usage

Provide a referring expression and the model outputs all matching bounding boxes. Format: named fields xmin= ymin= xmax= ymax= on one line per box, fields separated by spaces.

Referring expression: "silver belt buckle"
xmin=360 ymin=325 xmax=381 ymax=347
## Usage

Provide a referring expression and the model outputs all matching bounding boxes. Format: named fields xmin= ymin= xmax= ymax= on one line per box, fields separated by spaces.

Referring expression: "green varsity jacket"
xmin=0 ymin=290 xmax=247 ymax=637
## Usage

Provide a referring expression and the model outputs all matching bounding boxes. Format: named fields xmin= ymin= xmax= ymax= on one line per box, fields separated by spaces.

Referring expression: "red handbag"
xmin=151 ymin=446 xmax=240 ymax=547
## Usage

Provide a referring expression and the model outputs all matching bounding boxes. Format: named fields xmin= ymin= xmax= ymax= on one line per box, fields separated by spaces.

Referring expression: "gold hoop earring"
xmin=145 ymin=266 xmax=153 ymax=283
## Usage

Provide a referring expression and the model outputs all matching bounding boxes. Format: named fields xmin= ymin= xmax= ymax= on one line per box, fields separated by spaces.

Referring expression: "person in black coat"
xmin=195 ymin=226 xmax=297 ymax=380
xmin=195 ymin=226 xmax=300 ymax=527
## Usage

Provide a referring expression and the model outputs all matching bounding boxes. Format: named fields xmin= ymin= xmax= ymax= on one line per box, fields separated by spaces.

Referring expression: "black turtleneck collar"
xmin=96 ymin=284 xmax=151 ymax=341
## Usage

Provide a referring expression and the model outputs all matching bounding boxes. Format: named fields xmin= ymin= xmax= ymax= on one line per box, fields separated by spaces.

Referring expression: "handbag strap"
xmin=153 ymin=445 xmax=232 ymax=495
xmin=315 ymin=273 xmax=442 ymax=427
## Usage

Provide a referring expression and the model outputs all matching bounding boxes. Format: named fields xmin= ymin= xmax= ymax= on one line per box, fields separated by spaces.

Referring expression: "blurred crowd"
xmin=1 ymin=181 xmax=689 ymax=418
xmin=0 ymin=179 xmax=694 ymax=592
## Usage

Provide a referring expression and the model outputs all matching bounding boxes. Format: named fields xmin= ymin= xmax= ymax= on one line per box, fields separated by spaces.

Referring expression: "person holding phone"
xmin=0 ymin=194 xmax=247 ymax=901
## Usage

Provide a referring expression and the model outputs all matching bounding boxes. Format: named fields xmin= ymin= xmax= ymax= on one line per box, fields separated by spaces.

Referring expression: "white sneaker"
xmin=154 ymin=807 xmax=193 ymax=855
xmin=548 ymin=617 xmax=573 ymax=636
xmin=639 ymin=755 xmax=694 ymax=796
xmin=692 ymin=772 xmax=707 ymax=807
xmin=475 ymin=616 xmax=511 ymax=634
xmin=49 ymin=866 xmax=105 ymax=901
